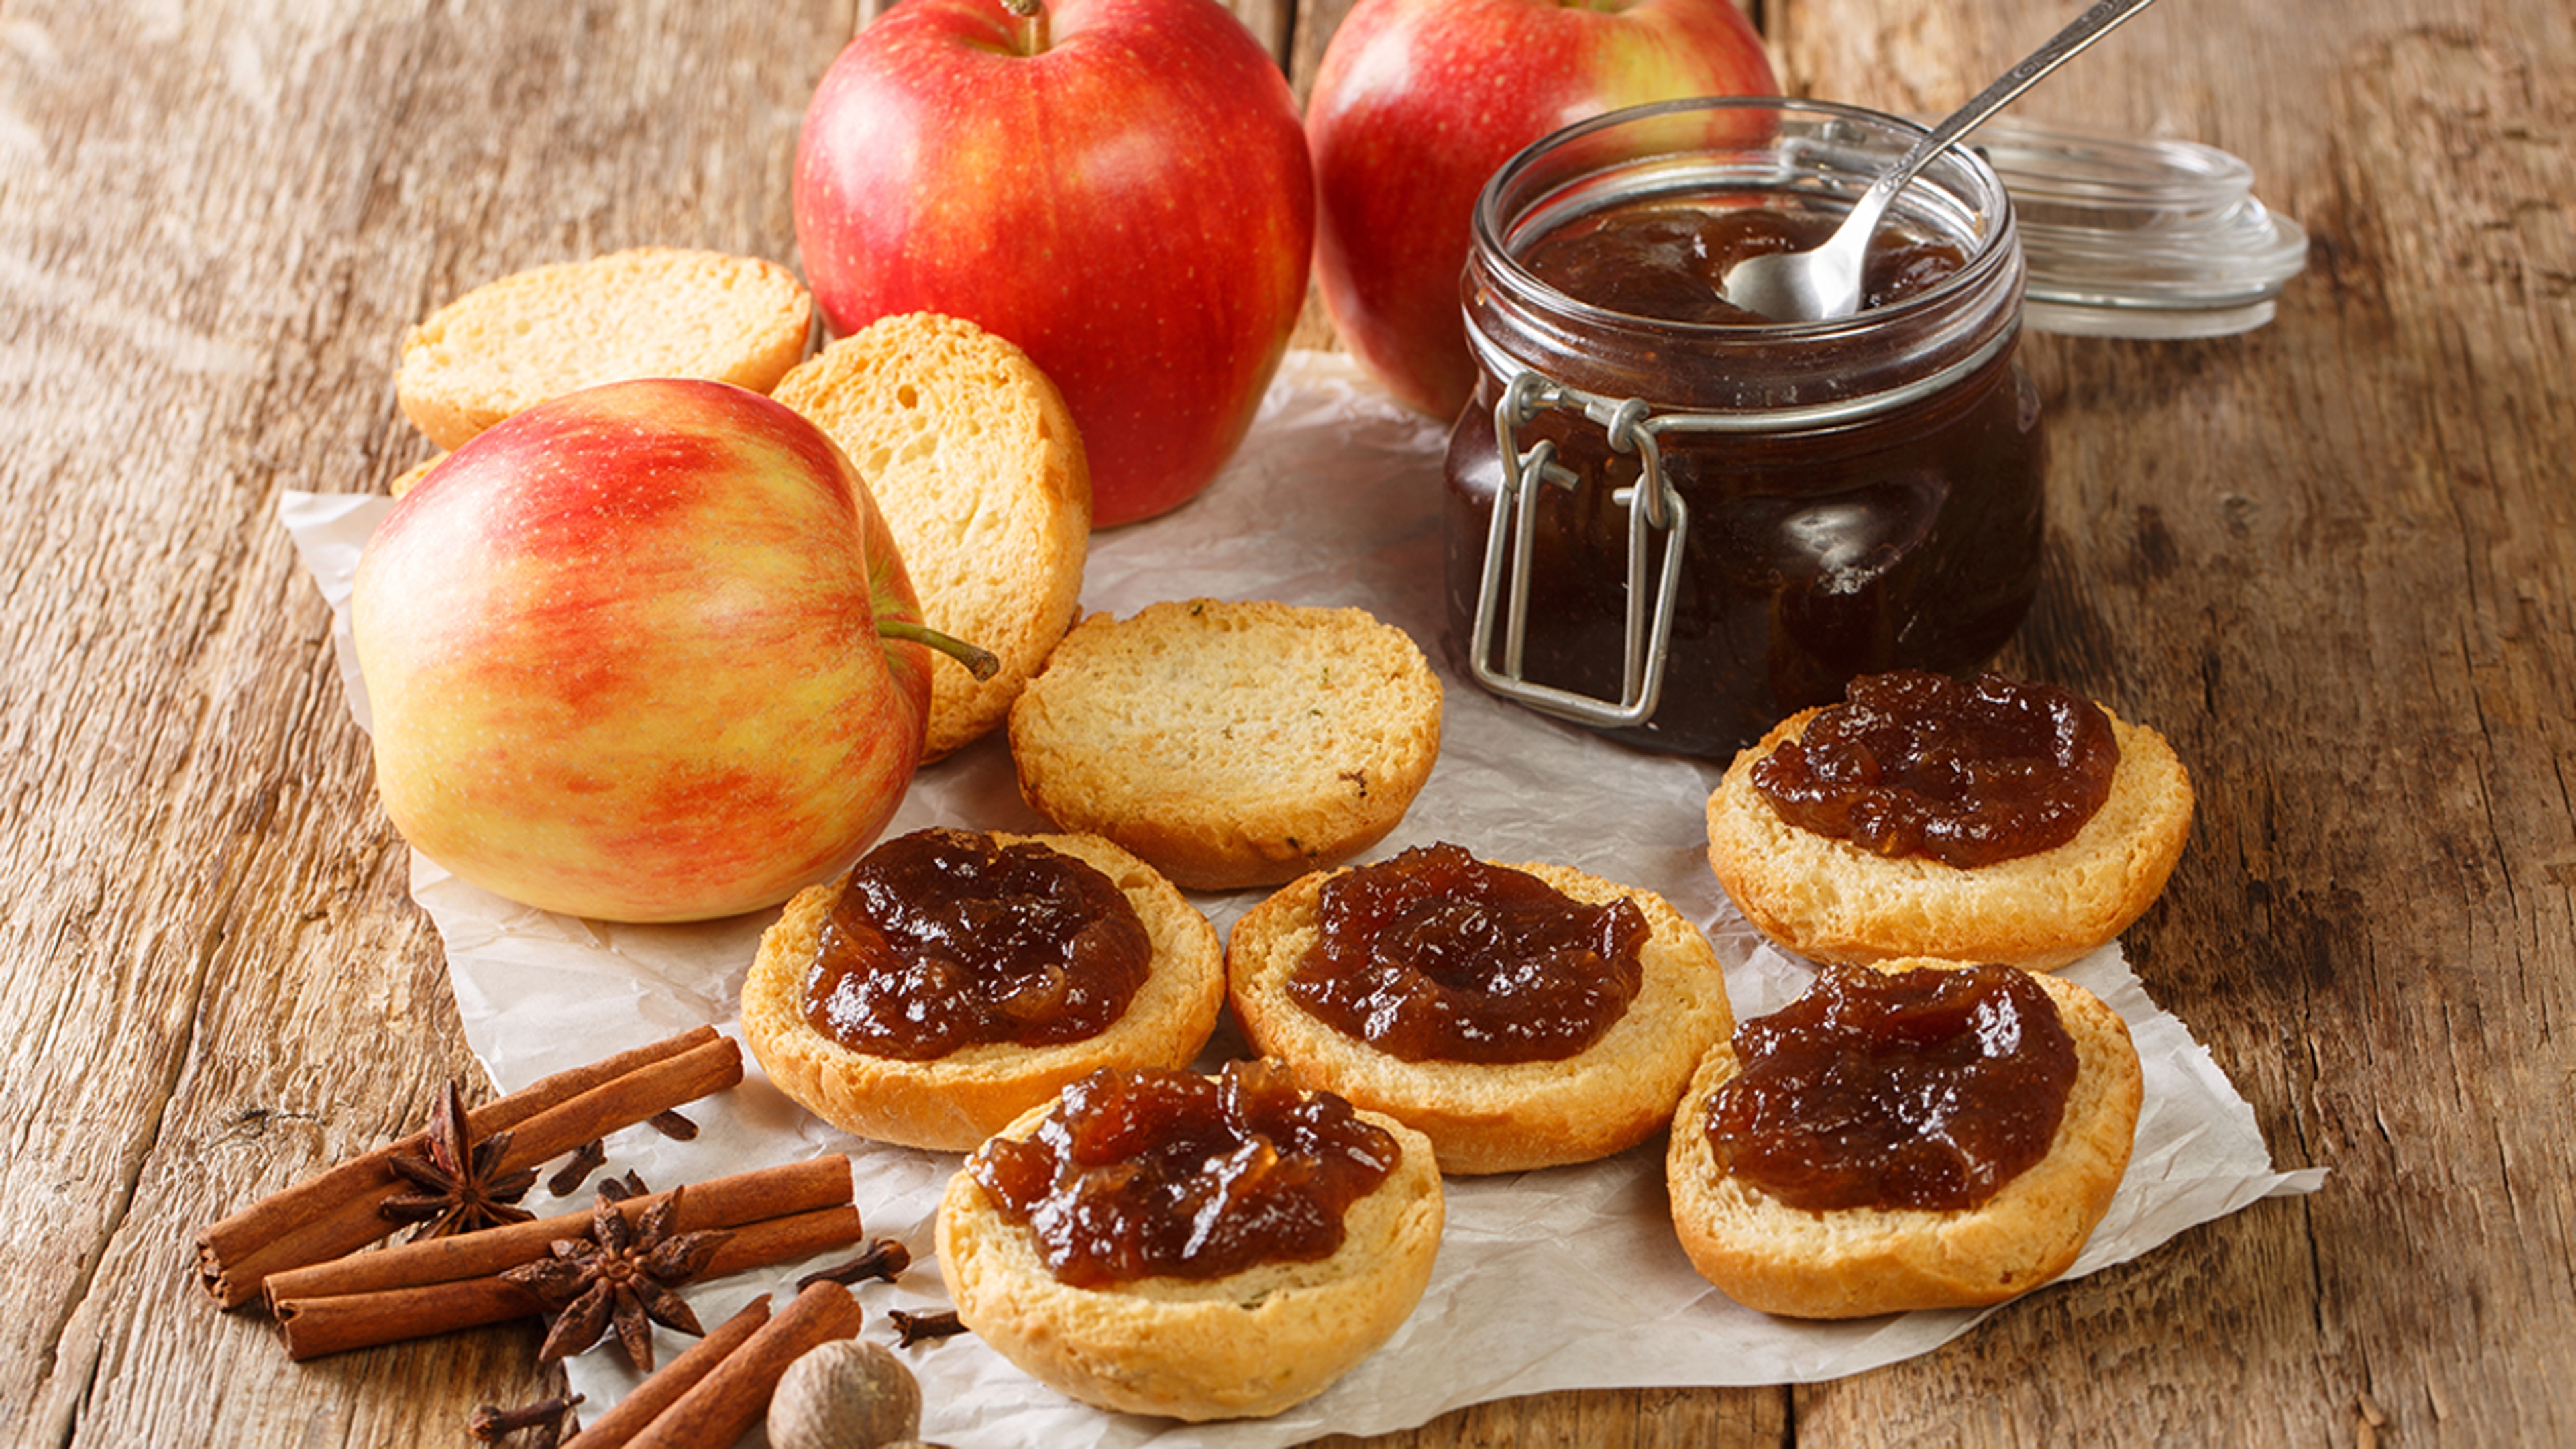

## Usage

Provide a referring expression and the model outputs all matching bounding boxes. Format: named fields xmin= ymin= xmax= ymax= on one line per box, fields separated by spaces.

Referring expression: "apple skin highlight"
xmin=794 ymin=0 xmax=1313 ymax=527
xmin=354 ymin=378 xmax=933 ymax=924
xmin=1307 ymin=0 xmax=1777 ymax=421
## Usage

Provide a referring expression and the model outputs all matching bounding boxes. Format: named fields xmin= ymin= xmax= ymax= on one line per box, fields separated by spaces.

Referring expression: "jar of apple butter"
xmin=1446 ymin=97 xmax=2047 ymax=757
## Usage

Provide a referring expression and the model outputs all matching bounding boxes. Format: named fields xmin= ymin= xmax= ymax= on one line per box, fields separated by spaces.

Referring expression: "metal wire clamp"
xmin=1466 ymin=371 xmax=1689 ymax=731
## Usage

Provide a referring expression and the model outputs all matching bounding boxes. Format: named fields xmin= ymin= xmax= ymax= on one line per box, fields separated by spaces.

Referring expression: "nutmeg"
xmin=766 ymin=1338 xmax=924 ymax=1449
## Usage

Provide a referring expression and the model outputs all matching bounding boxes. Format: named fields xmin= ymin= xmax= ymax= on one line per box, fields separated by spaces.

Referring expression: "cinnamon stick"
xmin=262 ymin=1156 xmax=853 ymax=1304
xmin=558 ymin=1295 xmax=773 ymax=1449
xmin=272 ymin=1203 xmax=863 ymax=1360
xmin=197 ymin=1028 xmax=743 ymax=1309
xmin=623 ymin=1282 xmax=866 ymax=1449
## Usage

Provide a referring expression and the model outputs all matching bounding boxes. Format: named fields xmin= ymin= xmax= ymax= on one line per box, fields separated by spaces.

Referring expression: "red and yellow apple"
xmin=793 ymin=0 xmax=1312 ymax=527
xmin=352 ymin=378 xmax=934 ymax=924
xmin=1307 ymin=0 xmax=1778 ymax=421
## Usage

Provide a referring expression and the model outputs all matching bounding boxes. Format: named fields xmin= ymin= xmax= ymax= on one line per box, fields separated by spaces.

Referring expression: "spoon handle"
xmin=1857 ymin=0 xmax=2169 ymax=223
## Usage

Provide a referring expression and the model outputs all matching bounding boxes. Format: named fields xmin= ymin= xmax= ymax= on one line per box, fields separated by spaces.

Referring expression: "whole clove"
xmin=796 ymin=1238 xmax=911 ymax=1293
xmin=888 ymin=1309 xmax=969 ymax=1348
xmin=595 ymin=1169 xmax=651 ymax=1203
xmin=547 ymin=1140 xmax=608 ymax=1197
xmin=466 ymin=1391 xmax=582 ymax=1442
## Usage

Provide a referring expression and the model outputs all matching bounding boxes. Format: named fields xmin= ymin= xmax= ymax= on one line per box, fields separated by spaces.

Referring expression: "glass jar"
xmin=1445 ymin=97 xmax=2046 ymax=758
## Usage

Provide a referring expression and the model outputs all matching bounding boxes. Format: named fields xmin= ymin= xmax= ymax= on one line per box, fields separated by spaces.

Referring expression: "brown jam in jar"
xmin=1705 ymin=963 xmax=2077 ymax=1212
xmin=1448 ymin=98 xmax=2045 ymax=758
xmin=1752 ymin=669 xmax=2118 ymax=868
xmin=967 ymin=1060 xmax=1401 ymax=1288
xmin=804 ymin=828 xmax=1151 ymax=1062
xmin=1285 ymin=842 xmax=1648 ymax=1064
xmin=1518 ymin=197 xmax=1968 ymax=326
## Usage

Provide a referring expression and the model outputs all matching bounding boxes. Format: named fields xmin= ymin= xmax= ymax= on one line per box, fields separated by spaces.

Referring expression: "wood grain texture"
xmin=0 ymin=0 xmax=2569 ymax=1444
xmin=0 ymin=1 xmax=843 ymax=1444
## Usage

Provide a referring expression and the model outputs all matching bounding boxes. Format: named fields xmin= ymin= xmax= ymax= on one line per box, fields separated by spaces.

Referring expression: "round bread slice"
xmin=772 ymin=314 xmax=1090 ymax=761
xmin=1228 ymin=857 xmax=1733 ymax=1174
xmin=740 ymin=831 xmax=1222 ymax=1152
xmin=386 ymin=453 xmax=444 ymax=498
xmin=938 ymin=1089 xmax=1443 ymax=1421
xmin=1704 ymin=703 xmax=2194 ymax=971
xmin=396 ymin=247 xmax=813 ymax=450
xmin=1008 ymin=600 xmax=1444 ymax=892
xmin=1666 ymin=959 xmax=2143 ymax=1318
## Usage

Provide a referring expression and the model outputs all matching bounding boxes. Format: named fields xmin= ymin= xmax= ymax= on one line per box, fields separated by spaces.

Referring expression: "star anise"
xmin=501 ymin=1185 xmax=733 ymax=1371
xmin=381 ymin=1079 xmax=540 ymax=1240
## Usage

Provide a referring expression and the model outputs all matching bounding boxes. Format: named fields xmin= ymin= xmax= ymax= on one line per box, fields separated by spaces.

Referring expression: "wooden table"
xmin=3 ymin=0 xmax=2568 ymax=1444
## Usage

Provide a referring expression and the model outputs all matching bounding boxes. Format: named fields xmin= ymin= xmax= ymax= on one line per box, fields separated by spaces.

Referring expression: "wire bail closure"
xmin=1467 ymin=371 xmax=1689 ymax=730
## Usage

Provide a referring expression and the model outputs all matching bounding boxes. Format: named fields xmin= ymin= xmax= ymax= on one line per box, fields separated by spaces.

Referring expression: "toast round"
xmin=386 ymin=453 xmax=444 ymax=498
xmin=1228 ymin=857 xmax=1733 ymax=1174
xmin=1008 ymin=600 xmax=1444 ymax=892
xmin=773 ymin=314 xmax=1091 ymax=761
xmin=396 ymin=247 xmax=812 ymax=449
xmin=937 ymin=1087 xmax=1442 ymax=1421
xmin=1666 ymin=959 xmax=2142 ymax=1318
xmin=1705 ymin=703 xmax=2194 ymax=971
xmin=741 ymin=831 xmax=1222 ymax=1152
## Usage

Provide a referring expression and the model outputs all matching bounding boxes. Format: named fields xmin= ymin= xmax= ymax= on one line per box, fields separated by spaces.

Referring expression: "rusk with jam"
xmin=1666 ymin=957 xmax=2143 ymax=1318
xmin=1228 ymin=855 xmax=1733 ymax=1174
xmin=937 ymin=1080 xmax=1442 ymax=1421
xmin=1705 ymin=697 xmax=2194 ymax=971
xmin=740 ymin=831 xmax=1222 ymax=1152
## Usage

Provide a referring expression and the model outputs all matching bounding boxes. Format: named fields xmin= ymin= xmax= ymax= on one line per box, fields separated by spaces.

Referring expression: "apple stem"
xmin=1001 ymin=0 xmax=1049 ymax=54
xmin=880 ymin=617 xmax=1003 ymax=681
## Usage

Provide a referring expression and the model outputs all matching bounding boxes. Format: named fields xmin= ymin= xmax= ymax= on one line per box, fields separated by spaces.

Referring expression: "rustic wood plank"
xmin=857 ymin=0 xmax=1299 ymax=66
xmin=0 ymin=0 xmax=843 ymax=1442
xmin=1775 ymin=0 xmax=2576 ymax=1445
xmin=1 ymin=0 xmax=2567 ymax=1444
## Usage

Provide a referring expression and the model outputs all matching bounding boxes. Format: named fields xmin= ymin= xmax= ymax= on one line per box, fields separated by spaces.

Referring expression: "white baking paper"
xmin=280 ymin=350 xmax=2324 ymax=1446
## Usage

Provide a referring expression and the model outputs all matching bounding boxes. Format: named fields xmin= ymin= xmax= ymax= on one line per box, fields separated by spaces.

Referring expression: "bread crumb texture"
xmin=396 ymin=247 xmax=813 ymax=449
xmin=1705 ymin=706 xmax=2195 ymax=970
xmin=938 ymin=1094 xmax=1443 ymax=1420
xmin=1228 ymin=858 xmax=1733 ymax=1173
xmin=1008 ymin=600 xmax=1444 ymax=891
xmin=774 ymin=313 xmax=1091 ymax=760
xmin=740 ymin=832 xmax=1222 ymax=1152
xmin=1666 ymin=960 xmax=2143 ymax=1318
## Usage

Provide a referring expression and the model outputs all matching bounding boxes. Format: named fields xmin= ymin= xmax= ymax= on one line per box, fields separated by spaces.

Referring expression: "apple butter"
xmin=1705 ymin=962 xmax=2078 ymax=1212
xmin=1285 ymin=843 xmax=1647 ymax=1063
xmin=804 ymin=828 xmax=1151 ymax=1061
xmin=1448 ymin=97 xmax=2045 ymax=757
xmin=1517 ymin=195 xmax=1968 ymax=326
xmin=967 ymin=1060 xmax=1401 ymax=1288
xmin=1751 ymin=669 xmax=2119 ymax=867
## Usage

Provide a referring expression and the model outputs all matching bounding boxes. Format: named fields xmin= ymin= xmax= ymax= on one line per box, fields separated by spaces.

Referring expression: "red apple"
xmin=352 ymin=378 xmax=935 ymax=924
xmin=1308 ymin=0 xmax=1778 ymax=420
xmin=794 ymin=0 xmax=1312 ymax=527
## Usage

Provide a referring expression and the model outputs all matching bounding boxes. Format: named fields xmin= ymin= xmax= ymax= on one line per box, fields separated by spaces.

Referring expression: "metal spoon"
xmin=1721 ymin=0 xmax=2167 ymax=323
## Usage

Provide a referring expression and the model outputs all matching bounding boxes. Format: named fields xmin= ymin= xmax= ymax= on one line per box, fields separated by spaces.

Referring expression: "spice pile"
xmin=194 ymin=1026 xmax=955 ymax=1445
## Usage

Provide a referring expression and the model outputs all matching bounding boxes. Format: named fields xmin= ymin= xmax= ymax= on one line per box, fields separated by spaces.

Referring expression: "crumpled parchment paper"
xmin=280 ymin=349 xmax=2324 ymax=1448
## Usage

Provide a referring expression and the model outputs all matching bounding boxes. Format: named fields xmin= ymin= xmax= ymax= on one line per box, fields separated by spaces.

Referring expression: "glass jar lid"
xmin=1960 ymin=117 xmax=2309 ymax=338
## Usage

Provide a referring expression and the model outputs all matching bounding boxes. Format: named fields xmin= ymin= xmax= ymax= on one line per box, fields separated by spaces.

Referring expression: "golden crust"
xmin=1228 ymin=859 xmax=1734 ymax=1175
xmin=1008 ymin=600 xmax=1444 ymax=892
xmin=386 ymin=453 xmax=444 ymax=498
xmin=937 ymin=1092 xmax=1443 ymax=1421
xmin=740 ymin=832 xmax=1222 ymax=1152
xmin=1704 ymin=706 xmax=2195 ymax=971
xmin=395 ymin=247 xmax=813 ymax=450
xmin=1665 ymin=959 xmax=2143 ymax=1319
xmin=772 ymin=314 xmax=1090 ymax=761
